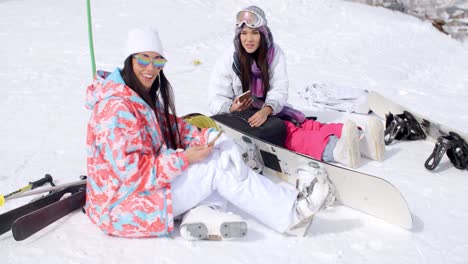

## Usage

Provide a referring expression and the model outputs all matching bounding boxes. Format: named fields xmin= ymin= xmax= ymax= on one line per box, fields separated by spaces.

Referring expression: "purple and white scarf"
xmin=234 ymin=47 xmax=305 ymax=124
xmin=249 ymin=54 xmax=306 ymax=124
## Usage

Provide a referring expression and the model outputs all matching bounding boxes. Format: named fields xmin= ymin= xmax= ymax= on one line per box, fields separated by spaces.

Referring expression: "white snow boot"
xmin=360 ymin=116 xmax=385 ymax=161
xmin=180 ymin=205 xmax=248 ymax=241
xmin=286 ymin=164 xmax=336 ymax=236
xmin=333 ymin=120 xmax=361 ymax=168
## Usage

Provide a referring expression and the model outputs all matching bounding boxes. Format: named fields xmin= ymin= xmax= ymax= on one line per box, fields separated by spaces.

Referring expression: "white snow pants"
xmin=171 ymin=149 xmax=298 ymax=233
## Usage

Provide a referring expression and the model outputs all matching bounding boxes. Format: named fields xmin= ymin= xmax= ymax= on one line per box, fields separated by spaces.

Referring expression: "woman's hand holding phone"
xmin=230 ymin=90 xmax=252 ymax=112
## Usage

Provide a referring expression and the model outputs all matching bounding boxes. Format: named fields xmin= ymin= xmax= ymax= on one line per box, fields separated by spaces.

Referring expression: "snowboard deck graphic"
xmin=368 ymin=91 xmax=468 ymax=143
xmin=214 ymin=120 xmax=413 ymax=229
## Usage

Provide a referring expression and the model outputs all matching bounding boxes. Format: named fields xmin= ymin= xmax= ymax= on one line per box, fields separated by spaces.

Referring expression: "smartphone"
xmin=237 ymin=90 xmax=252 ymax=104
xmin=207 ymin=130 xmax=224 ymax=147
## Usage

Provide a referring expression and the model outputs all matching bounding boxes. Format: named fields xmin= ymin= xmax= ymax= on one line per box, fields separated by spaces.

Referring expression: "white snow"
xmin=1 ymin=0 xmax=468 ymax=263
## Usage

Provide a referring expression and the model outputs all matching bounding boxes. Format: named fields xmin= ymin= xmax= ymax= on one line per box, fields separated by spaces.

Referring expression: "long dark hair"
xmin=121 ymin=56 xmax=181 ymax=149
xmin=238 ymin=32 xmax=270 ymax=99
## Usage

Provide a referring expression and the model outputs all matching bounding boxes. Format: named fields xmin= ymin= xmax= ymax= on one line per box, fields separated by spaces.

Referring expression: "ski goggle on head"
xmin=133 ymin=54 xmax=167 ymax=68
xmin=235 ymin=10 xmax=264 ymax=28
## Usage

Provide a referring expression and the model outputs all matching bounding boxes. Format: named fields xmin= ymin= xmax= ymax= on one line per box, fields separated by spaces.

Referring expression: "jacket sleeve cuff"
xmin=177 ymin=151 xmax=190 ymax=170
xmin=263 ymin=100 xmax=282 ymax=115
xmin=220 ymin=100 xmax=233 ymax=114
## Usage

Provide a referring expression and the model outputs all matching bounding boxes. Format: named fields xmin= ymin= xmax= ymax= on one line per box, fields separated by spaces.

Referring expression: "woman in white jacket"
xmin=208 ymin=6 xmax=386 ymax=169
xmin=208 ymin=6 xmax=300 ymax=147
xmin=208 ymin=41 xmax=289 ymax=121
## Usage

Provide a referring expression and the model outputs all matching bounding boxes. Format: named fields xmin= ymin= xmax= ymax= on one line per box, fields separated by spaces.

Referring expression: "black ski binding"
xmin=384 ymin=111 xmax=426 ymax=145
xmin=424 ymin=132 xmax=468 ymax=170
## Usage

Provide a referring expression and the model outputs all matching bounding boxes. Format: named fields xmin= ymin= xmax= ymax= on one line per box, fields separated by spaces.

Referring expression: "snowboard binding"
xmin=384 ymin=111 xmax=426 ymax=145
xmin=425 ymin=131 xmax=468 ymax=170
xmin=238 ymin=136 xmax=264 ymax=174
xmin=295 ymin=162 xmax=336 ymax=210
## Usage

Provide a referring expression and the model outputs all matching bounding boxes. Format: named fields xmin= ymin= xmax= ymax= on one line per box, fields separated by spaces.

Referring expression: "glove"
xmin=208 ymin=131 xmax=247 ymax=180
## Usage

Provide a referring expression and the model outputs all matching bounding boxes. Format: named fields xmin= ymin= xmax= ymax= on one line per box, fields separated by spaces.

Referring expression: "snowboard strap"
xmin=445 ymin=132 xmax=468 ymax=170
xmin=425 ymin=131 xmax=468 ymax=170
xmin=384 ymin=111 xmax=426 ymax=145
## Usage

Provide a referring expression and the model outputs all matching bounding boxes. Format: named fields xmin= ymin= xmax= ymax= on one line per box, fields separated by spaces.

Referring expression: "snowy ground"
xmin=1 ymin=0 xmax=468 ymax=263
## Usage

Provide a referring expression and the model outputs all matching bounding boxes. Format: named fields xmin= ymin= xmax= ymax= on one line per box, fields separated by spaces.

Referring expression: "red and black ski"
xmin=0 ymin=178 xmax=86 ymax=240
xmin=12 ymin=187 xmax=86 ymax=241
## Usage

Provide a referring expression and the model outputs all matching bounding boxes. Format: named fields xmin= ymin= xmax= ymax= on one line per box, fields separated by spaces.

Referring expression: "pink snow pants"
xmin=284 ymin=120 xmax=344 ymax=160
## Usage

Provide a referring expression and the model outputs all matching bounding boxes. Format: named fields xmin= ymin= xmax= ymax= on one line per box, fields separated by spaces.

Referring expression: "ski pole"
xmin=1 ymin=179 xmax=87 ymax=202
xmin=0 ymin=174 xmax=55 ymax=207
xmin=86 ymin=0 xmax=96 ymax=79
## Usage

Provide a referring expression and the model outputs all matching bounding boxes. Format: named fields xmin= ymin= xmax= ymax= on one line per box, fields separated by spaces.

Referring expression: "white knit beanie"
xmin=126 ymin=27 xmax=165 ymax=58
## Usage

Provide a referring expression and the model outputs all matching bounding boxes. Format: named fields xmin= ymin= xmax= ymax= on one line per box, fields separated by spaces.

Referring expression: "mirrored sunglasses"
xmin=133 ymin=54 xmax=167 ymax=68
xmin=236 ymin=10 xmax=263 ymax=28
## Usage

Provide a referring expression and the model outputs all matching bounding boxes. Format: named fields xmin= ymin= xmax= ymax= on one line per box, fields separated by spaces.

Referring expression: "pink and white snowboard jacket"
xmin=85 ymin=69 xmax=212 ymax=237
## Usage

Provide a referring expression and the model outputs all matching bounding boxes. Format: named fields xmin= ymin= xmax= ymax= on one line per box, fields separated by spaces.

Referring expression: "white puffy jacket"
xmin=208 ymin=43 xmax=289 ymax=115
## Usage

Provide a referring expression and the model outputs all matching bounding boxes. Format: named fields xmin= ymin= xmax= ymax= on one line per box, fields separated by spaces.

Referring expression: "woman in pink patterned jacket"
xmin=84 ymin=27 xmax=335 ymax=239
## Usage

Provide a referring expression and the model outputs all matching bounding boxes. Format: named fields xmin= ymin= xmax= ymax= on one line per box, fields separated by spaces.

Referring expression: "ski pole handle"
xmin=0 ymin=174 xmax=55 ymax=207
xmin=29 ymin=174 xmax=55 ymax=189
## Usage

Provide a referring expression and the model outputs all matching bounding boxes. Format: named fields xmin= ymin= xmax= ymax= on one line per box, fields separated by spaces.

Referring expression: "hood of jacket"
xmin=85 ymin=68 xmax=144 ymax=110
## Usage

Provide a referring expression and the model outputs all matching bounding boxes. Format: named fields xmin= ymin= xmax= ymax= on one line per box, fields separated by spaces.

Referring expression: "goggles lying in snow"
xmin=236 ymin=10 xmax=264 ymax=28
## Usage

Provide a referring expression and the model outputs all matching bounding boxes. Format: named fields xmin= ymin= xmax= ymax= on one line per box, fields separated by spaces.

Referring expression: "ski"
xmin=12 ymin=187 xmax=86 ymax=241
xmin=214 ymin=120 xmax=413 ymax=229
xmin=0 ymin=180 xmax=86 ymax=238
xmin=0 ymin=190 xmax=63 ymax=236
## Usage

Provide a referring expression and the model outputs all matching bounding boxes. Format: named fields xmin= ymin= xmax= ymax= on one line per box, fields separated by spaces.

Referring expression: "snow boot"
xmin=333 ymin=120 xmax=361 ymax=168
xmin=360 ymin=116 xmax=385 ymax=161
xmin=180 ymin=205 xmax=248 ymax=241
xmin=286 ymin=163 xmax=336 ymax=236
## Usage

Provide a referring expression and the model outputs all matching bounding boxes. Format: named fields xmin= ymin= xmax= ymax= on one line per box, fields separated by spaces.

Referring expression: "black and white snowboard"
xmin=214 ymin=120 xmax=413 ymax=230
xmin=368 ymin=91 xmax=468 ymax=143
